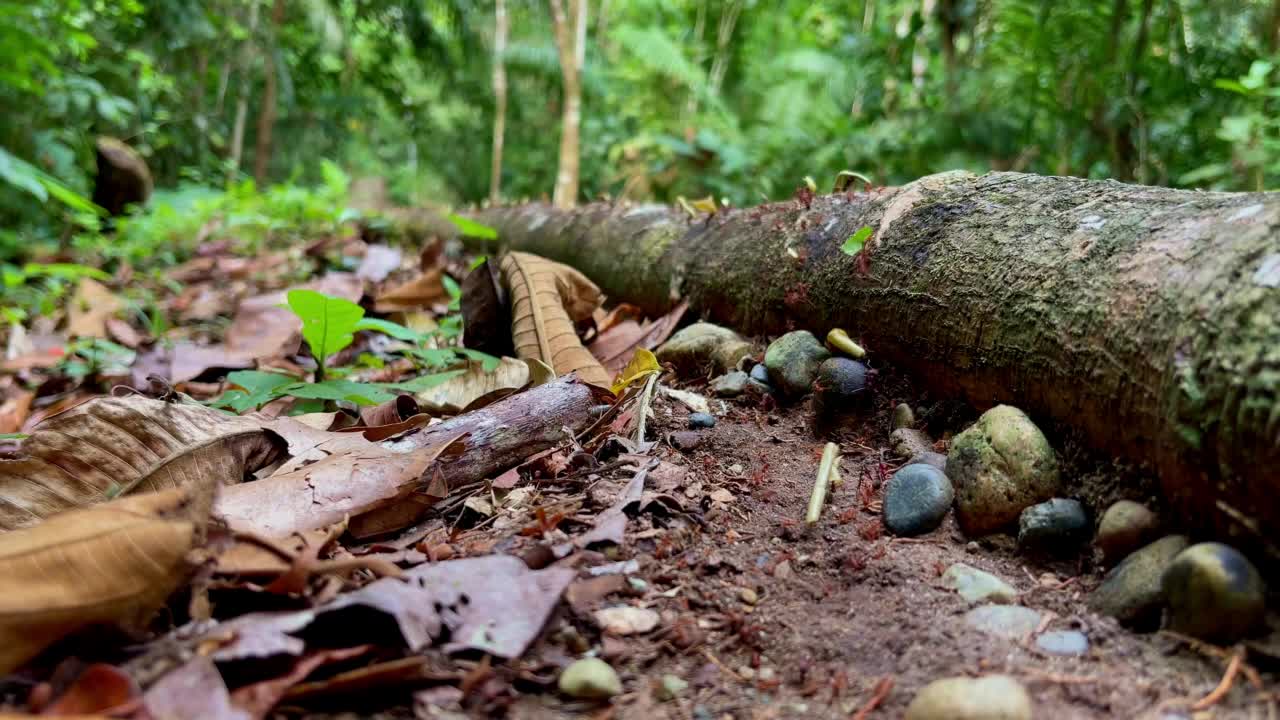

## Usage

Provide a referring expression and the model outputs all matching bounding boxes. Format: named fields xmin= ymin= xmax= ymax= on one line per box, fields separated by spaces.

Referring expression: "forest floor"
xmin=487 ymin=371 xmax=1277 ymax=720
xmin=2 ymin=209 xmax=1277 ymax=720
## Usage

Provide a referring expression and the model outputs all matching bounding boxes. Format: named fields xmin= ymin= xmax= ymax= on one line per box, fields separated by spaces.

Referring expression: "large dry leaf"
xmin=413 ymin=357 xmax=553 ymax=415
xmin=0 ymin=395 xmax=282 ymax=531
xmin=0 ymin=486 xmax=207 ymax=674
xmin=144 ymin=656 xmax=251 ymax=720
xmin=214 ymin=433 xmax=464 ymax=537
xmin=499 ymin=252 xmax=609 ymax=387
xmin=356 ymin=244 xmax=404 ymax=283
xmin=66 ymin=278 xmax=123 ymax=338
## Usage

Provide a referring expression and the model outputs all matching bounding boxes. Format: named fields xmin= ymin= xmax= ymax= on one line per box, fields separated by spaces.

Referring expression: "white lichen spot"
xmin=822 ymin=217 xmax=839 ymax=233
xmin=624 ymin=205 xmax=669 ymax=218
xmin=1078 ymin=214 xmax=1106 ymax=231
xmin=1228 ymin=203 xmax=1265 ymax=222
xmin=1253 ymin=253 xmax=1280 ymax=288
xmin=527 ymin=214 xmax=549 ymax=231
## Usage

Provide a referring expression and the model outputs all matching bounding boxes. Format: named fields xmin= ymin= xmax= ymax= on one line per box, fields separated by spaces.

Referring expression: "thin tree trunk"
xmin=490 ymin=0 xmax=509 ymax=204
xmin=548 ymin=0 xmax=585 ymax=209
xmin=708 ymin=0 xmax=742 ymax=97
xmin=252 ymin=0 xmax=286 ymax=186
xmin=228 ymin=0 xmax=261 ymax=183
xmin=477 ymin=172 xmax=1280 ymax=562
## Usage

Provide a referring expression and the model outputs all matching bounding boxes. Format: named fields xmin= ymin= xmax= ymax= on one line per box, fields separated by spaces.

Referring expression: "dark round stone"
xmin=883 ymin=463 xmax=954 ymax=536
xmin=1017 ymin=498 xmax=1090 ymax=552
xmin=811 ymin=357 xmax=870 ymax=418
xmin=1162 ymin=542 xmax=1266 ymax=643
xmin=688 ymin=412 xmax=717 ymax=429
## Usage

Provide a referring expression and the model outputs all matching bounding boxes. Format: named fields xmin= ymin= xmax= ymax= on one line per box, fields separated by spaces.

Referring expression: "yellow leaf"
xmin=611 ymin=348 xmax=660 ymax=395
xmin=66 ymin=277 xmax=123 ymax=338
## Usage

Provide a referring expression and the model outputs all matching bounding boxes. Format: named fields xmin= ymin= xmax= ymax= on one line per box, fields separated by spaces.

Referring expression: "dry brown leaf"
xmin=413 ymin=357 xmax=551 ymax=415
xmin=373 ymin=268 xmax=449 ymax=313
xmin=356 ymin=244 xmax=404 ymax=283
xmin=0 ymin=486 xmax=208 ymax=674
xmin=589 ymin=300 xmax=688 ymax=375
xmin=499 ymin=252 xmax=609 ymax=387
xmin=214 ymin=434 xmax=465 ymax=537
xmin=0 ymin=388 xmax=34 ymax=435
xmin=0 ymin=395 xmax=282 ymax=531
xmin=66 ymin=278 xmax=123 ymax=338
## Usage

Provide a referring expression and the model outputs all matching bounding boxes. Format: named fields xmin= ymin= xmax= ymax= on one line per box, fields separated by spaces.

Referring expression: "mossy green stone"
xmin=763 ymin=330 xmax=830 ymax=398
xmin=947 ymin=405 xmax=1060 ymax=536
xmin=1162 ymin=542 xmax=1266 ymax=643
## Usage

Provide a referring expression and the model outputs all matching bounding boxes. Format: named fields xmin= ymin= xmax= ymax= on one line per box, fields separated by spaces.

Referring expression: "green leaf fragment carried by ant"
xmin=841 ymin=226 xmax=874 ymax=255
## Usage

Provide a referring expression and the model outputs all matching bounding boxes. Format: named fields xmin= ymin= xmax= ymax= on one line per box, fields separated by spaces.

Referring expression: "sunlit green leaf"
xmin=446 ymin=214 xmax=498 ymax=240
xmin=287 ymin=289 xmax=365 ymax=366
xmin=841 ymin=226 xmax=873 ymax=255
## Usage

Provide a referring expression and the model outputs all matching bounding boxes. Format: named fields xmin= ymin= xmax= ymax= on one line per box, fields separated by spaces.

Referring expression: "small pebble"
xmin=1036 ymin=630 xmax=1089 ymax=656
xmin=892 ymin=402 xmax=915 ymax=430
xmin=890 ymin=428 xmax=933 ymax=460
xmin=656 ymin=322 xmax=753 ymax=375
xmin=688 ymin=412 xmax=717 ymax=429
xmin=737 ymin=666 xmax=755 ymax=681
xmin=964 ymin=604 xmax=1042 ymax=640
xmin=941 ymin=563 xmax=1017 ymax=604
xmin=883 ymin=464 xmax=954 ymax=537
xmin=594 ymin=606 xmax=660 ymax=635
xmin=739 ymin=587 xmax=759 ymax=605
xmin=905 ymin=674 xmax=1032 ymax=720
xmin=749 ymin=363 xmax=770 ymax=384
xmin=1096 ymin=500 xmax=1160 ymax=565
xmin=1162 ymin=542 xmax=1266 ymax=643
xmin=710 ymin=371 xmax=749 ymax=398
xmin=757 ymin=667 xmax=776 ymax=682
xmin=655 ymin=674 xmax=688 ymax=702
xmin=669 ymin=431 xmax=703 ymax=451
xmin=559 ymin=658 xmax=622 ymax=699
xmin=909 ymin=451 xmax=948 ymax=471
xmin=1089 ymin=535 xmax=1189 ymax=629
xmin=1017 ymin=498 xmax=1090 ymax=552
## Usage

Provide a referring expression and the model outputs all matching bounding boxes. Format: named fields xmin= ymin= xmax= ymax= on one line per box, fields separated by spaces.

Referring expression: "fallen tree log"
xmin=477 ymin=171 xmax=1280 ymax=559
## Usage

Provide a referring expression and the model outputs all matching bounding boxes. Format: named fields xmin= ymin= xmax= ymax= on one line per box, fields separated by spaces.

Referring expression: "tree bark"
xmin=548 ymin=0 xmax=585 ymax=209
xmin=490 ymin=0 xmax=508 ymax=204
xmin=477 ymin=172 xmax=1280 ymax=560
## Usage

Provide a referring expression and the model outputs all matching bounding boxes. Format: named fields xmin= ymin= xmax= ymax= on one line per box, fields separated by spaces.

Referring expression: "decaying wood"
xmin=477 ymin=171 xmax=1280 ymax=558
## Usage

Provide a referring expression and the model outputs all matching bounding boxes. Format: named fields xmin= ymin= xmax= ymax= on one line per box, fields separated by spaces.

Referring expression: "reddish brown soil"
xmin=493 ymin=375 xmax=1277 ymax=720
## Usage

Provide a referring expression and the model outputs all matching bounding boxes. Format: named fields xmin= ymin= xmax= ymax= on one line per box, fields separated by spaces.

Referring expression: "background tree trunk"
xmin=548 ymin=0 xmax=585 ymax=209
xmin=490 ymin=0 xmax=508 ymax=204
xmin=252 ymin=0 xmax=285 ymax=186
xmin=477 ymin=171 xmax=1280 ymax=561
xmin=227 ymin=0 xmax=261 ymax=183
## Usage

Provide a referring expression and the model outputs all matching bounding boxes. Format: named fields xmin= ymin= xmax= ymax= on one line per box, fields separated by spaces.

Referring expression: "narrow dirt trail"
xmin=503 ymin=371 xmax=1264 ymax=720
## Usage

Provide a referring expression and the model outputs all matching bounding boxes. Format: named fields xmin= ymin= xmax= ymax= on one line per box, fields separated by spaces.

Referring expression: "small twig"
xmin=633 ymin=374 xmax=659 ymax=443
xmin=1191 ymin=651 xmax=1243 ymax=711
xmin=700 ymin=648 xmax=744 ymax=682
xmin=806 ymin=442 xmax=840 ymax=525
xmin=851 ymin=675 xmax=894 ymax=719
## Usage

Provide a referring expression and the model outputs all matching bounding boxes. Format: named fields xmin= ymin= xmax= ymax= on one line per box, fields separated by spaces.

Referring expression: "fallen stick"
xmin=806 ymin=442 xmax=840 ymax=525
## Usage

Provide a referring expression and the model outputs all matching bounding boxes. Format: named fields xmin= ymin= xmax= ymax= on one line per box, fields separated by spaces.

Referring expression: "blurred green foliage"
xmin=3 ymin=0 xmax=1280 ymax=262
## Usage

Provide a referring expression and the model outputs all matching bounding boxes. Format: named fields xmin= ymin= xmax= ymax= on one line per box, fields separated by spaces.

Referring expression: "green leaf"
xmin=446 ymin=214 xmax=498 ymax=240
xmin=216 ymin=370 xmax=301 ymax=412
xmin=457 ymin=348 xmax=501 ymax=372
xmin=284 ymin=379 xmax=396 ymax=406
xmin=0 ymin=433 xmax=27 ymax=441
xmin=21 ymin=263 xmax=111 ymax=281
xmin=407 ymin=346 xmax=459 ymax=368
xmin=354 ymin=317 xmax=425 ymax=343
xmin=841 ymin=226 xmax=873 ymax=255
xmin=287 ymin=289 xmax=365 ymax=365
xmin=380 ymin=369 xmax=467 ymax=393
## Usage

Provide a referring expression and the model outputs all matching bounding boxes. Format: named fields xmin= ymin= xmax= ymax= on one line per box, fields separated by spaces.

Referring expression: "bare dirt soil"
xmin=490 ymin=370 xmax=1278 ymax=720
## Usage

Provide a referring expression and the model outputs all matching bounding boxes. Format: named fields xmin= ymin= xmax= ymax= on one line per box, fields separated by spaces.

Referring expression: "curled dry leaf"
xmin=0 ymin=395 xmax=282 ymax=531
xmin=0 ymin=486 xmax=210 ymax=674
xmin=460 ymin=258 xmax=513 ymax=358
xmin=588 ymin=299 xmax=688 ymax=376
xmin=499 ymin=252 xmax=609 ymax=387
